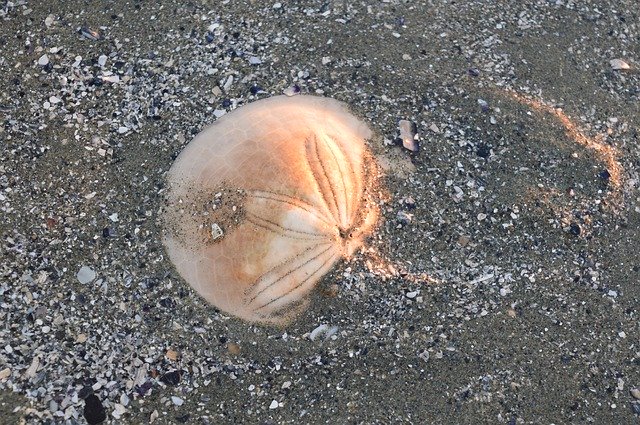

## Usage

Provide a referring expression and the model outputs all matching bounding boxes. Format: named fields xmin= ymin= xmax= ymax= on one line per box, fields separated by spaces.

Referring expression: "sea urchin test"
xmin=162 ymin=95 xmax=378 ymax=325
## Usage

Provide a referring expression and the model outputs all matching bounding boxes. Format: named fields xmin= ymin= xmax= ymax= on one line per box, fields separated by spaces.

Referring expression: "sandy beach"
xmin=0 ymin=0 xmax=638 ymax=423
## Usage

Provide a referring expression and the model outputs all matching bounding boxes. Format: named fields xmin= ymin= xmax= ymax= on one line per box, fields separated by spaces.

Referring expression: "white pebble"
xmin=38 ymin=54 xmax=49 ymax=66
xmin=269 ymin=400 xmax=279 ymax=409
xmin=98 ymin=55 xmax=108 ymax=67
xmin=171 ymin=396 xmax=184 ymax=406
xmin=120 ymin=393 xmax=130 ymax=406
xmin=77 ymin=266 xmax=96 ymax=284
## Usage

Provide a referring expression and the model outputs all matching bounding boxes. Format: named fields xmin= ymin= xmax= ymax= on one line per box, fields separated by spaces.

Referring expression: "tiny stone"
xmin=0 ymin=368 xmax=11 ymax=380
xmin=117 ymin=126 xmax=129 ymax=134
xmin=406 ymin=291 xmax=418 ymax=299
xmin=227 ymin=343 xmax=241 ymax=355
xmin=269 ymin=400 xmax=279 ymax=409
xmin=38 ymin=54 xmax=50 ymax=66
xmin=161 ymin=371 xmax=182 ymax=386
xmin=273 ymin=2 xmax=282 ymax=8
xmin=77 ymin=266 xmax=96 ymax=284
xmin=112 ymin=403 xmax=126 ymax=419
xmin=98 ymin=55 xmax=107 ymax=67
xmin=248 ymin=56 xmax=262 ymax=65
xmin=631 ymin=388 xmax=640 ymax=400
xmin=120 ymin=394 xmax=130 ymax=407
xmin=83 ymin=395 xmax=106 ymax=425
xmin=457 ymin=235 xmax=471 ymax=246
xmin=402 ymin=53 xmax=411 ymax=60
xmin=171 ymin=396 xmax=184 ymax=406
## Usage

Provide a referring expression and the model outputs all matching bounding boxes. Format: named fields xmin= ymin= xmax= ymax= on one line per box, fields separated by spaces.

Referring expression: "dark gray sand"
xmin=1 ymin=0 xmax=639 ymax=424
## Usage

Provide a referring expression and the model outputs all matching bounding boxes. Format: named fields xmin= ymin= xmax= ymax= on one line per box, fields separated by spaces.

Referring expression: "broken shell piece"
xmin=210 ymin=223 xmax=224 ymax=240
xmin=80 ymin=26 xmax=102 ymax=41
xmin=309 ymin=324 xmax=339 ymax=341
xmin=398 ymin=120 xmax=418 ymax=152
xmin=609 ymin=59 xmax=631 ymax=70
xmin=283 ymin=84 xmax=301 ymax=97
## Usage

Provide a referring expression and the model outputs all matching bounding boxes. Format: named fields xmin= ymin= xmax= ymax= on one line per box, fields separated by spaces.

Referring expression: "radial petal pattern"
xmin=162 ymin=95 xmax=378 ymax=325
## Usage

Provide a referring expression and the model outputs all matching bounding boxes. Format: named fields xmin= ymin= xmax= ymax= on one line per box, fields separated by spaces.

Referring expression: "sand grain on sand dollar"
xmin=162 ymin=95 xmax=379 ymax=325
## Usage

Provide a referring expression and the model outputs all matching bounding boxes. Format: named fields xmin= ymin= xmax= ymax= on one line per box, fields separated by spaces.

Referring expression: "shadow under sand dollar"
xmin=162 ymin=95 xmax=379 ymax=325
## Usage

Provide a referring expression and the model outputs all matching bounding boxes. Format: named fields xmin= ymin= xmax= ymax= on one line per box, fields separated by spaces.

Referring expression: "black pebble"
xmin=78 ymin=386 xmax=93 ymax=400
xmin=159 ymin=298 xmax=175 ymax=308
xmin=476 ymin=144 xmax=491 ymax=158
xmin=176 ymin=414 xmax=191 ymax=423
xmin=83 ymin=394 xmax=106 ymax=425
xmin=160 ymin=370 xmax=182 ymax=386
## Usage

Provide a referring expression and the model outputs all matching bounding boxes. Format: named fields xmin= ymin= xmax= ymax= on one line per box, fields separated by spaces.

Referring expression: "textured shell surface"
xmin=162 ymin=95 xmax=378 ymax=325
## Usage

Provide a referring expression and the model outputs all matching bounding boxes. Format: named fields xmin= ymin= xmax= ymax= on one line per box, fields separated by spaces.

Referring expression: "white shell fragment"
xmin=609 ymin=58 xmax=631 ymax=70
xmin=398 ymin=119 xmax=418 ymax=152
xmin=210 ymin=223 xmax=224 ymax=240
xmin=162 ymin=95 xmax=378 ymax=325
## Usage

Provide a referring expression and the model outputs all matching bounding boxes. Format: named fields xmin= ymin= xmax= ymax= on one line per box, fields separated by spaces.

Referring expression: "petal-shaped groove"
xmin=162 ymin=95 xmax=378 ymax=325
xmin=304 ymin=135 xmax=343 ymax=225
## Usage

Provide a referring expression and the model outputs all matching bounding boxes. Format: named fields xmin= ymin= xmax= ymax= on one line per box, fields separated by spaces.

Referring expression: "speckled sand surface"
xmin=0 ymin=1 xmax=639 ymax=424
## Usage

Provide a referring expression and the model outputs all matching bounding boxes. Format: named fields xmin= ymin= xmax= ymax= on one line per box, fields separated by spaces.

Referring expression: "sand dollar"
xmin=162 ymin=95 xmax=378 ymax=325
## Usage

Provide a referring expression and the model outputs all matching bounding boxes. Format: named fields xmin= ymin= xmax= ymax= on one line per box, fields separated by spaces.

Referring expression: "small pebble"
xmin=83 ymin=395 xmax=106 ymax=425
xmin=77 ymin=266 xmax=96 ymax=284
xmin=38 ymin=54 xmax=50 ymax=66
xmin=98 ymin=55 xmax=107 ymax=67
xmin=630 ymin=388 xmax=640 ymax=400
xmin=0 ymin=368 xmax=11 ymax=380
xmin=171 ymin=396 xmax=184 ymax=406
xmin=269 ymin=400 xmax=279 ymax=409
